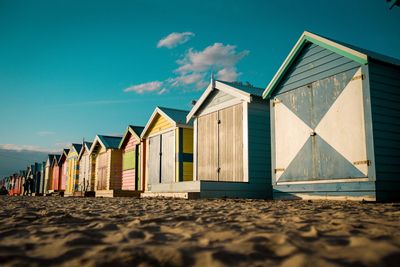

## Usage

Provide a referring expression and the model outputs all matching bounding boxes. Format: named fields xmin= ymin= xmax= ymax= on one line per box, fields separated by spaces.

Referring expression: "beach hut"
xmin=77 ymin=141 xmax=94 ymax=196
xmin=185 ymin=79 xmax=271 ymax=198
xmin=140 ymin=107 xmax=194 ymax=198
xmin=33 ymin=162 xmax=43 ymax=195
xmin=51 ymin=155 xmax=61 ymax=191
xmin=65 ymin=144 xmax=82 ymax=197
xmin=44 ymin=154 xmax=58 ymax=194
xmin=89 ymin=135 xmax=127 ymax=197
xmin=262 ymin=31 xmax=400 ymax=201
xmin=39 ymin=161 xmax=46 ymax=195
xmin=118 ymin=125 xmax=145 ymax=193
xmin=59 ymin=149 xmax=69 ymax=192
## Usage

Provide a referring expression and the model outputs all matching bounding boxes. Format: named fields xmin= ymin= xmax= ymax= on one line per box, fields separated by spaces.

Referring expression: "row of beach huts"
xmin=1 ymin=31 xmax=400 ymax=201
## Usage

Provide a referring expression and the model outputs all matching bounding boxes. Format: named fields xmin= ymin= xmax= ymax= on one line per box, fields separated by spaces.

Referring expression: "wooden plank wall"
xmin=66 ymin=150 xmax=79 ymax=193
xmin=109 ymin=149 xmax=123 ymax=190
xmin=79 ymin=152 xmax=90 ymax=191
xmin=52 ymin=164 xmax=60 ymax=190
xmin=369 ymin=59 xmax=400 ymax=201
xmin=275 ymin=43 xmax=360 ymax=94
xmin=122 ymin=132 xmax=139 ymax=190
xmin=218 ymin=104 xmax=244 ymax=182
xmin=198 ymin=89 xmax=236 ymax=114
xmin=147 ymin=114 xmax=174 ymax=136
xmin=182 ymin=128 xmax=193 ymax=181
xmin=197 ymin=112 xmax=218 ymax=181
xmin=247 ymin=99 xmax=272 ymax=197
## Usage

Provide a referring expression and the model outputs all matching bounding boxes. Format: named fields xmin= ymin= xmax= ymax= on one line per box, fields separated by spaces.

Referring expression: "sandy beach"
xmin=0 ymin=197 xmax=399 ymax=267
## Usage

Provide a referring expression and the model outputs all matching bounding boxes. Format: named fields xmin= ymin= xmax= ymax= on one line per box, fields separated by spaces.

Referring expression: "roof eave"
xmin=262 ymin=31 xmax=369 ymax=99
xmin=186 ymin=80 xmax=251 ymax=122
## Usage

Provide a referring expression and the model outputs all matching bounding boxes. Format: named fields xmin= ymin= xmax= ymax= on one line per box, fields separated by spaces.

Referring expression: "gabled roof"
xmin=262 ymin=31 xmax=400 ymax=99
xmin=141 ymin=106 xmax=192 ymax=138
xmin=71 ymin=143 xmax=83 ymax=154
xmin=77 ymin=141 xmax=93 ymax=160
xmin=46 ymin=154 xmax=59 ymax=163
xmin=119 ymin=125 xmax=144 ymax=149
xmin=58 ymin=148 xmax=69 ymax=164
xmin=89 ymin=135 xmax=122 ymax=154
xmin=51 ymin=155 xmax=61 ymax=166
xmin=187 ymin=78 xmax=263 ymax=121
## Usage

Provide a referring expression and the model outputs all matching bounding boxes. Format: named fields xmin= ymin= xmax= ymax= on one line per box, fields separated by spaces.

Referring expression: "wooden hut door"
xmin=197 ymin=112 xmax=218 ymax=181
xmin=97 ymin=153 xmax=108 ymax=190
xmin=274 ymin=68 xmax=368 ymax=183
xmin=218 ymin=104 xmax=243 ymax=181
xmin=148 ymin=135 xmax=161 ymax=185
xmin=197 ymin=104 xmax=243 ymax=181
xmin=161 ymin=130 xmax=175 ymax=183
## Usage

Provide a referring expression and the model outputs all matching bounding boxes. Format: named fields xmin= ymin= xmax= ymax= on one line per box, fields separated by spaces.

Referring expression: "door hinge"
xmin=272 ymin=99 xmax=281 ymax=107
xmin=353 ymin=160 xmax=370 ymax=166
xmin=274 ymin=168 xmax=285 ymax=173
xmin=351 ymin=74 xmax=364 ymax=81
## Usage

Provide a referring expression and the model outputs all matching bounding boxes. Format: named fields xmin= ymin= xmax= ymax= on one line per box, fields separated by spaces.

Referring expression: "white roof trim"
xmin=88 ymin=135 xmax=107 ymax=155
xmin=141 ymin=107 xmax=177 ymax=138
xmin=186 ymin=80 xmax=251 ymax=122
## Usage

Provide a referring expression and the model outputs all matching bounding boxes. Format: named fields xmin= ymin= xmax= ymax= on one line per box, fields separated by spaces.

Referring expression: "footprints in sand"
xmin=0 ymin=197 xmax=399 ymax=266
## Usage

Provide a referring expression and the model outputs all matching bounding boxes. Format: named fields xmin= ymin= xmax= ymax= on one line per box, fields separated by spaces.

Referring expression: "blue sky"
xmin=0 ymin=0 xmax=399 ymax=153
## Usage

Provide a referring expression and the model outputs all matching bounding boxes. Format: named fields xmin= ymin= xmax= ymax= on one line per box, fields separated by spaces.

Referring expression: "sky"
xmin=0 ymin=0 xmax=399 ymax=158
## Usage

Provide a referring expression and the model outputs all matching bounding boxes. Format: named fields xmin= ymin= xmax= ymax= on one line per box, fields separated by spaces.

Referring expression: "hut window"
xmin=123 ymin=150 xmax=135 ymax=170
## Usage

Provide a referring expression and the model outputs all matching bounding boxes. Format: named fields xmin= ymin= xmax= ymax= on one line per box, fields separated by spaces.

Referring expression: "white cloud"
xmin=125 ymin=42 xmax=249 ymax=94
xmin=171 ymin=73 xmax=204 ymax=86
xmin=0 ymin=144 xmax=56 ymax=153
xmin=176 ymin=43 xmax=249 ymax=75
xmin=157 ymin=32 xmax=195 ymax=49
xmin=36 ymin=131 xmax=55 ymax=136
xmin=217 ymin=67 xmax=240 ymax=81
xmin=124 ymin=81 xmax=164 ymax=94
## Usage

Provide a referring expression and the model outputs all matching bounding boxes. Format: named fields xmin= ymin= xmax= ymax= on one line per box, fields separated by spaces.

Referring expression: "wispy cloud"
xmin=176 ymin=43 xmax=249 ymax=74
xmin=123 ymin=81 xmax=164 ymax=94
xmin=0 ymin=144 xmax=56 ymax=153
xmin=126 ymin=35 xmax=249 ymax=94
xmin=36 ymin=131 xmax=55 ymax=136
xmin=157 ymin=32 xmax=195 ymax=49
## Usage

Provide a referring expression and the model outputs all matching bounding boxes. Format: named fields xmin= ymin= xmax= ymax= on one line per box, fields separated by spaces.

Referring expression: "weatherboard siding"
xmin=147 ymin=114 xmax=173 ymax=136
xmin=248 ymin=100 xmax=272 ymax=194
xmin=270 ymin=41 xmax=378 ymax=200
xmin=109 ymin=149 xmax=123 ymax=190
xmin=369 ymin=59 xmax=400 ymax=200
xmin=274 ymin=43 xmax=361 ymax=95
xmin=79 ymin=152 xmax=91 ymax=191
xmin=121 ymin=133 xmax=140 ymax=191
xmin=198 ymin=89 xmax=236 ymax=115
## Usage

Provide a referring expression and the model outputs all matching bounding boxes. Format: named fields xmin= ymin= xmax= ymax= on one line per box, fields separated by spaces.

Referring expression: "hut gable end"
xmin=273 ymin=42 xmax=361 ymax=97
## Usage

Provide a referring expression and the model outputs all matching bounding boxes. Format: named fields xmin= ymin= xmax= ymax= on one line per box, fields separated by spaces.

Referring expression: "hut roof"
xmin=71 ymin=143 xmax=83 ymax=154
xmin=262 ymin=31 xmax=400 ymax=98
xmin=141 ymin=107 xmax=192 ymax=138
xmin=186 ymin=79 xmax=263 ymax=121
xmin=97 ymin=135 xmax=122 ymax=149
xmin=119 ymin=125 xmax=145 ymax=149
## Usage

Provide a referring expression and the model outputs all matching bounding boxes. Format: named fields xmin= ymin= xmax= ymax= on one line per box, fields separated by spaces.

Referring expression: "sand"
xmin=0 ymin=196 xmax=399 ymax=267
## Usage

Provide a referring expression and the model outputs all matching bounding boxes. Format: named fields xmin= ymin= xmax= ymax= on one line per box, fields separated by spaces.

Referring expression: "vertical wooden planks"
xmin=97 ymin=152 xmax=108 ymax=190
xmin=219 ymin=104 xmax=244 ymax=182
xmin=148 ymin=135 xmax=161 ymax=186
xmin=161 ymin=130 xmax=175 ymax=183
xmin=197 ymin=111 xmax=219 ymax=181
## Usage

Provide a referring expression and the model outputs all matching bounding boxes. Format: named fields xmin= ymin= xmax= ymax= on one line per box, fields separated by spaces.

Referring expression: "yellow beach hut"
xmin=140 ymin=107 xmax=194 ymax=198
xmin=64 ymin=143 xmax=82 ymax=197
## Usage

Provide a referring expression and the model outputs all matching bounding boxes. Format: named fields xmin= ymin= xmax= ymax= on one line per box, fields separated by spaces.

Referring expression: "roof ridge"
xmin=157 ymin=106 xmax=190 ymax=113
